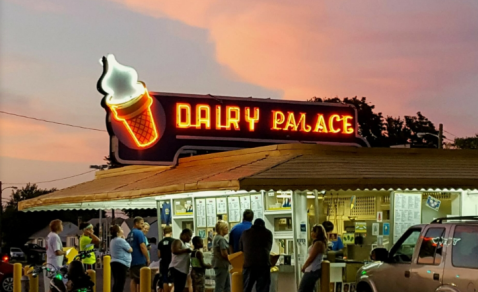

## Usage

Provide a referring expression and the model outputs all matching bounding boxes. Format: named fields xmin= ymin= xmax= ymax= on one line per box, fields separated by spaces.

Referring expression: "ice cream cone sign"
xmin=98 ymin=54 xmax=159 ymax=148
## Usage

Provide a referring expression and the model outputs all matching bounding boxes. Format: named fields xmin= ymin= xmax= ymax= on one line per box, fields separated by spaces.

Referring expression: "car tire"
xmin=0 ymin=275 xmax=13 ymax=292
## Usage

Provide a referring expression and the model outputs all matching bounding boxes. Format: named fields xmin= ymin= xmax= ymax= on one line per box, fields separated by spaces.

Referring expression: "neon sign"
xmin=98 ymin=54 xmax=368 ymax=166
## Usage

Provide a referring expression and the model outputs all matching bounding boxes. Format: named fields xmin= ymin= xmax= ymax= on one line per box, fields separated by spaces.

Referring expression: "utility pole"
xmin=0 ymin=182 xmax=18 ymax=253
xmin=438 ymin=124 xmax=443 ymax=149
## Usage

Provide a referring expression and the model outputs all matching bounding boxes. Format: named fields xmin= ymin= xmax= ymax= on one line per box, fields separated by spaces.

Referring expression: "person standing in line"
xmin=212 ymin=221 xmax=231 ymax=292
xmin=239 ymin=218 xmax=273 ymax=292
xmin=142 ymin=222 xmax=151 ymax=262
xmin=126 ymin=217 xmax=150 ymax=292
xmin=191 ymin=236 xmax=212 ymax=292
xmin=149 ymin=237 xmax=159 ymax=263
xmin=79 ymin=222 xmax=101 ymax=271
xmin=170 ymin=229 xmax=193 ymax=292
xmin=158 ymin=226 xmax=175 ymax=292
xmin=228 ymin=210 xmax=254 ymax=254
xmin=45 ymin=219 xmax=67 ymax=292
xmin=298 ymin=224 xmax=327 ymax=292
xmin=109 ymin=225 xmax=132 ymax=292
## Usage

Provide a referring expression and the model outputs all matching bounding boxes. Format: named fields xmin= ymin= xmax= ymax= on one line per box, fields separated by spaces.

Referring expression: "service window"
xmin=417 ymin=228 xmax=445 ymax=265
xmin=452 ymin=225 xmax=478 ymax=269
xmin=390 ymin=228 xmax=421 ymax=263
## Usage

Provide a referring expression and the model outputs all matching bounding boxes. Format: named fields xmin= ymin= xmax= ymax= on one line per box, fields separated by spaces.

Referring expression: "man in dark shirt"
xmin=239 ymin=218 xmax=273 ymax=292
xmin=157 ymin=226 xmax=174 ymax=292
xmin=229 ymin=209 xmax=254 ymax=254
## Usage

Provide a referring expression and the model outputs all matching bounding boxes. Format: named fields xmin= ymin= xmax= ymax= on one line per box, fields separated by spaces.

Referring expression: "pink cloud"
xmin=112 ymin=0 xmax=478 ymax=136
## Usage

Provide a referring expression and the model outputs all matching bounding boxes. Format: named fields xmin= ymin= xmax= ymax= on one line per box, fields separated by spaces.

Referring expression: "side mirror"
xmin=371 ymin=248 xmax=389 ymax=262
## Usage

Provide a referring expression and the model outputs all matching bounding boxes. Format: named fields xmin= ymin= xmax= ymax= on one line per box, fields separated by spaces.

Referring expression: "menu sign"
xmin=250 ymin=194 xmax=264 ymax=220
xmin=206 ymin=198 xmax=217 ymax=227
xmin=393 ymin=193 xmax=422 ymax=243
xmin=195 ymin=199 xmax=206 ymax=228
xmin=228 ymin=197 xmax=241 ymax=223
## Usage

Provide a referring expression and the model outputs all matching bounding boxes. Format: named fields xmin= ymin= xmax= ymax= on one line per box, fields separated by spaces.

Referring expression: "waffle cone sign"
xmin=97 ymin=54 xmax=367 ymax=166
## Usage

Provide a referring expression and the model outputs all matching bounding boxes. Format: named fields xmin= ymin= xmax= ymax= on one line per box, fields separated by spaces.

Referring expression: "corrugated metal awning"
xmin=19 ymin=144 xmax=478 ymax=211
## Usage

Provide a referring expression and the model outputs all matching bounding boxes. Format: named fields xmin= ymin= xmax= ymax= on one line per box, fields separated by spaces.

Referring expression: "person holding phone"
xmin=79 ymin=222 xmax=101 ymax=271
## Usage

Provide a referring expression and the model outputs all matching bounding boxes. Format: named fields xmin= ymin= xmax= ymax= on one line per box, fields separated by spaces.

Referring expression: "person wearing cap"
xmin=79 ymin=222 xmax=101 ymax=271
xmin=239 ymin=218 xmax=273 ymax=292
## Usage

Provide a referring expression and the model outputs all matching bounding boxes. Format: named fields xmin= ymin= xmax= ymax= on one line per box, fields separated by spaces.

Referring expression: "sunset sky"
xmin=1 ymin=0 xmax=477 ymax=193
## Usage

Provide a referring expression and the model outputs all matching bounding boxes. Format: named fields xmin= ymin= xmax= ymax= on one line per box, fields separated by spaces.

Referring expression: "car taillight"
xmin=2 ymin=256 xmax=9 ymax=263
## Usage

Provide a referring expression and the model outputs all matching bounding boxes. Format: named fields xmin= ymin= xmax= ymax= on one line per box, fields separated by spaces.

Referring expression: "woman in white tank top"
xmin=298 ymin=224 xmax=327 ymax=292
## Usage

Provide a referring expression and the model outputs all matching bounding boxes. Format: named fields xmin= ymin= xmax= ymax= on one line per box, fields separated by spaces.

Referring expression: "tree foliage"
xmin=310 ymin=96 xmax=441 ymax=147
xmin=454 ymin=134 xmax=478 ymax=149
xmin=2 ymin=184 xmax=101 ymax=249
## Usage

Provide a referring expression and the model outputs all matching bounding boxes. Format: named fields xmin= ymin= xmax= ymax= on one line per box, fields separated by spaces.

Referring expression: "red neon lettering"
xmin=215 ymin=105 xmax=227 ymax=130
xmin=227 ymin=106 xmax=240 ymax=130
xmin=245 ymin=107 xmax=260 ymax=131
xmin=271 ymin=111 xmax=285 ymax=130
xmin=177 ymin=103 xmax=192 ymax=128
xmin=298 ymin=113 xmax=311 ymax=132
xmin=196 ymin=104 xmax=211 ymax=129
xmin=284 ymin=112 xmax=298 ymax=131
xmin=313 ymin=114 xmax=328 ymax=133
xmin=329 ymin=114 xmax=342 ymax=133
xmin=342 ymin=115 xmax=354 ymax=134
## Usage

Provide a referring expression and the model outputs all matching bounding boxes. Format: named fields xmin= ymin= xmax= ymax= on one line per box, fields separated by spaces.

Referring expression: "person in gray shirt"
xmin=239 ymin=218 xmax=273 ymax=292
xmin=212 ymin=220 xmax=230 ymax=292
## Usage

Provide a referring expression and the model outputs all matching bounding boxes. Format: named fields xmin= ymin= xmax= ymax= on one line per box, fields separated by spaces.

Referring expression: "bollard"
xmin=231 ymin=272 xmax=243 ymax=292
xmin=13 ymin=263 xmax=22 ymax=292
xmin=28 ymin=273 xmax=38 ymax=292
xmin=86 ymin=270 xmax=96 ymax=292
xmin=320 ymin=260 xmax=330 ymax=292
xmin=140 ymin=267 xmax=151 ymax=292
xmin=103 ymin=256 xmax=111 ymax=292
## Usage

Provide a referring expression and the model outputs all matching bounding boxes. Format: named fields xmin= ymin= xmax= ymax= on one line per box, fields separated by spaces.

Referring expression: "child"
xmin=66 ymin=261 xmax=94 ymax=292
xmin=190 ymin=236 xmax=212 ymax=292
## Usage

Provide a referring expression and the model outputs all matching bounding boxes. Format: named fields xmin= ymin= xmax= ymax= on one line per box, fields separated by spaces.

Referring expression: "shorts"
xmin=130 ymin=264 xmax=146 ymax=283
xmin=160 ymin=270 xmax=173 ymax=285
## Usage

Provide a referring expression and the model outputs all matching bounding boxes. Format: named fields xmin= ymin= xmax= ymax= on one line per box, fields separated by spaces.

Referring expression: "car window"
xmin=390 ymin=229 xmax=421 ymax=263
xmin=452 ymin=225 xmax=478 ymax=269
xmin=417 ymin=228 xmax=445 ymax=265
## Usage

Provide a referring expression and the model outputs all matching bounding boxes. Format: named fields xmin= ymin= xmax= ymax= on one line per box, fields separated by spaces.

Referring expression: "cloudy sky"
xmin=1 ymin=0 xmax=477 ymax=192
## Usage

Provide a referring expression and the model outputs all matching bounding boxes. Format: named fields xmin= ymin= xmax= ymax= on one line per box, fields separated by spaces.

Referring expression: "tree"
xmin=454 ymin=135 xmax=478 ymax=149
xmin=2 ymin=184 xmax=100 ymax=249
xmin=310 ymin=97 xmax=441 ymax=148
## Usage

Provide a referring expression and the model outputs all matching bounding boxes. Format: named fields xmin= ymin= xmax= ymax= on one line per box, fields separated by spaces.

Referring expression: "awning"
xmin=19 ymin=144 xmax=478 ymax=211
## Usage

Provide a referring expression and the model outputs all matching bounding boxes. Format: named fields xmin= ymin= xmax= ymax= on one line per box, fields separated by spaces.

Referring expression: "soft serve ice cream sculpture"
xmin=99 ymin=54 xmax=159 ymax=148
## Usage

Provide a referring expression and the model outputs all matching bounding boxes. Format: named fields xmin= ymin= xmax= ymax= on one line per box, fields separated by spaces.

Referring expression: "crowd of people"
xmin=45 ymin=211 xmax=334 ymax=292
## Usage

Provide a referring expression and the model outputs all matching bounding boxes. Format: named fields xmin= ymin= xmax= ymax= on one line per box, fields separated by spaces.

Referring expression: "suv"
xmin=357 ymin=216 xmax=478 ymax=292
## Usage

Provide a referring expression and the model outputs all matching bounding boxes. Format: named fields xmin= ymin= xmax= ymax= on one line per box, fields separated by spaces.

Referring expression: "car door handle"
xmin=405 ymin=271 xmax=410 ymax=278
xmin=433 ymin=273 xmax=440 ymax=281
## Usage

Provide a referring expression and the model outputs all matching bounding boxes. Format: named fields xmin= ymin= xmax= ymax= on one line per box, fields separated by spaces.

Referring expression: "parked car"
xmin=22 ymin=244 xmax=46 ymax=265
xmin=0 ymin=261 xmax=13 ymax=292
xmin=356 ymin=216 xmax=478 ymax=292
xmin=9 ymin=248 xmax=23 ymax=260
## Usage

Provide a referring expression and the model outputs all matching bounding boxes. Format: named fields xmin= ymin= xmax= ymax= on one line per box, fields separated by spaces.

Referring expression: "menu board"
xmin=250 ymin=194 xmax=264 ymax=219
xmin=206 ymin=198 xmax=217 ymax=227
xmin=240 ymin=196 xmax=251 ymax=213
xmin=393 ymin=193 xmax=422 ymax=243
xmin=196 ymin=199 xmax=206 ymax=228
xmin=217 ymin=198 xmax=227 ymax=214
xmin=228 ymin=197 xmax=241 ymax=222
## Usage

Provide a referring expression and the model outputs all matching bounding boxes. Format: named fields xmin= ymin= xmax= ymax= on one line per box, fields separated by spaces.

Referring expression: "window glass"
xmin=417 ymin=228 xmax=445 ymax=265
xmin=452 ymin=225 xmax=478 ymax=269
xmin=390 ymin=229 xmax=421 ymax=263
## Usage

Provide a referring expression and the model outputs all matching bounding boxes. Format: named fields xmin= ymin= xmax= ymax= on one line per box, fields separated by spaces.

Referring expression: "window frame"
xmin=451 ymin=224 xmax=478 ymax=270
xmin=389 ymin=227 xmax=422 ymax=264
xmin=416 ymin=227 xmax=446 ymax=266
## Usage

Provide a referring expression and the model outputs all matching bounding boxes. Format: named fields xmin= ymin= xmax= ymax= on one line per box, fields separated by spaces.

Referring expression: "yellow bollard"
xmin=23 ymin=266 xmax=38 ymax=292
xmin=320 ymin=260 xmax=330 ymax=292
xmin=140 ymin=267 xmax=151 ymax=292
xmin=13 ymin=263 xmax=22 ymax=292
xmin=86 ymin=270 xmax=96 ymax=292
xmin=103 ymin=256 xmax=111 ymax=292
xmin=231 ymin=272 xmax=243 ymax=292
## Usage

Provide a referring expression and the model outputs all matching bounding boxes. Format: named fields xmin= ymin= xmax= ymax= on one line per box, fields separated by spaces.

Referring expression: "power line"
xmin=3 ymin=170 xmax=96 ymax=185
xmin=0 ymin=110 xmax=107 ymax=132
xmin=444 ymin=130 xmax=457 ymax=138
